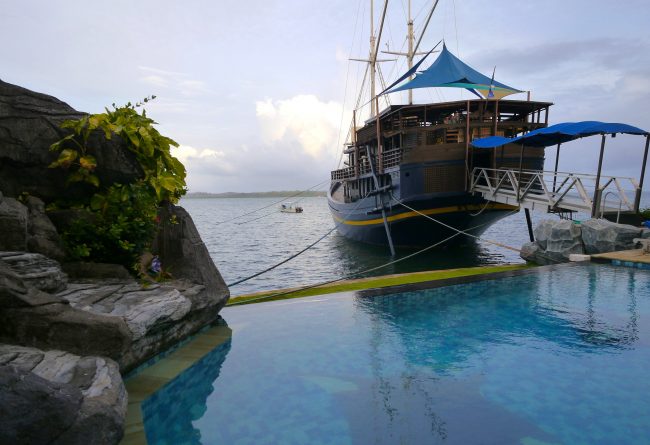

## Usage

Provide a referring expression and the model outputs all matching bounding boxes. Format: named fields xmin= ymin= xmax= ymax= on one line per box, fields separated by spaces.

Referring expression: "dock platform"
xmin=591 ymin=249 xmax=650 ymax=268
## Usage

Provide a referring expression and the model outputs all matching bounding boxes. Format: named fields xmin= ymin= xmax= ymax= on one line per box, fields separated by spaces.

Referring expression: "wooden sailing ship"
xmin=328 ymin=1 xmax=552 ymax=252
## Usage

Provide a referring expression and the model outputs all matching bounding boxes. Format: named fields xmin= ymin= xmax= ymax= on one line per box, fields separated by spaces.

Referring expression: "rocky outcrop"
xmin=0 ymin=193 xmax=64 ymax=260
xmin=0 ymin=250 xmax=227 ymax=371
xmin=0 ymin=81 xmax=230 ymax=443
xmin=0 ymin=252 xmax=68 ymax=293
xmin=521 ymin=219 xmax=585 ymax=265
xmin=521 ymin=218 xmax=647 ymax=265
xmin=581 ymin=219 xmax=645 ymax=254
xmin=154 ymin=204 xmax=230 ymax=313
xmin=0 ymin=344 xmax=126 ymax=445
xmin=0 ymin=79 xmax=142 ymax=202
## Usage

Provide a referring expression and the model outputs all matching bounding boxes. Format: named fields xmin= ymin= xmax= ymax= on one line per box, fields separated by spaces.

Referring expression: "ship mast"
xmin=350 ymin=0 xmax=393 ymax=118
xmin=383 ymin=0 xmax=440 ymax=104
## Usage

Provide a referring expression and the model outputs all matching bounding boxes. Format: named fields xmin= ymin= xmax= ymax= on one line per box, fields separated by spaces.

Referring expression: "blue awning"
xmin=385 ymin=44 xmax=521 ymax=99
xmin=471 ymin=121 xmax=649 ymax=149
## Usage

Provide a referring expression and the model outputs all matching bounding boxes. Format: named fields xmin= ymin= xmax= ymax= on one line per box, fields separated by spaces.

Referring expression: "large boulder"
xmin=24 ymin=196 xmax=66 ymax=260
xmin=543 ymin=219 xmax=584 ymax=261
xmin=153 ymin=203 xmax=230 ymax=313
xmin=0 ymin=193 xmax=65 ymax=260
xmin=521 ymin=219 xmax=584 ymax=264
xmin=0 ymin=193 xmax=28 ymax=252
xmin=0 ymin=252 xmax=68 ymax=293
xmin=0 ymin=249 xmax=227 ymax=371
xmin=581 ymin=219 xmax=643 ymax=254
xmin=532 ymin=219 xmax=554 ymax=250
xmin=0 ymin=344 xmax=127 ymax=445
xmin=0 ymin=79 xmax=142 ymax=202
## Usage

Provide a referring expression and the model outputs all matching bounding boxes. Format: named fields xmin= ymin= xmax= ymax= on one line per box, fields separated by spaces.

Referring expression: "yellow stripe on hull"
xmin=332 ymin=203 xmax=517 ymax=226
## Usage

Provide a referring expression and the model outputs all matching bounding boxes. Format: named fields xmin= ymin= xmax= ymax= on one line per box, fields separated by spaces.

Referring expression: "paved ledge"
xmin=591 ymin=248 xmax=650 ymax=265
xmin=229 ymin=264 xmax=533 ymax=305
xmin=120 ymin=324 xmax=232 ymax=445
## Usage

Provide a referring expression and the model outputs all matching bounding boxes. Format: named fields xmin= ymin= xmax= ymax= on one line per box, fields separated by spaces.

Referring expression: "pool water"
xmin=142 ymin=264 xmax=650 ymax=444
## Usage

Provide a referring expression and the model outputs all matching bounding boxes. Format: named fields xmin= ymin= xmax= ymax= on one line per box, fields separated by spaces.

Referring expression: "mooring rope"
xmin=225 ymin=210 xmax=520 ymax=306
xmin=390 ymin=193 xmax=565 ymax=264
xmin=226 ymin=191 xmax=369 ymax=287
xmin=390 ymin=193 xmax=521 ymax=252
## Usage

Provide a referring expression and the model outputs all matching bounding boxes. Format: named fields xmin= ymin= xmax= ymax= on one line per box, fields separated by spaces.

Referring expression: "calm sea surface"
xmin=180 ymin=196 xmax=551 ymax=295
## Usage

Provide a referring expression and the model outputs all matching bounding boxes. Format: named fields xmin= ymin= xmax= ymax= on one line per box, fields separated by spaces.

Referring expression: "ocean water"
xmin=142 ymin=263 xmax=650 ymax=444
xmin=181 ymin=196 xmax=539 ymax=295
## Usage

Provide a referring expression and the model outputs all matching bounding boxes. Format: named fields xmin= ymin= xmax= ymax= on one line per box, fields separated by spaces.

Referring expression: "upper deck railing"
xmin=469 ymin=167 xmax=640 ymax=216
xmin=331 ymin=148 xmax=403 ymax=180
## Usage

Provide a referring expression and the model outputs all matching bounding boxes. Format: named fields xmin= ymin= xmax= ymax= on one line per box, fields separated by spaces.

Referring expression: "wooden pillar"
xmin=517 ymin=143 xmax=525 ymax=202
xmin=375 ymin=96 xmax=383 ymax=173
xmin=552 ymin=143 xmax=561 ymax=193
xmin=525 ymin=208 xmax=534 ymax=242
xmin=592 ymin=135 xmax=607 ymax=217
xmin=492 ymin=100 xmax=499 ymax=136
xmin=353 ymin=110 xmax=359 ymax=178
xmin=465 ymin=100 xmax=470 ymax=190
xmin=634 ymin=134 xmax=650 ymax=212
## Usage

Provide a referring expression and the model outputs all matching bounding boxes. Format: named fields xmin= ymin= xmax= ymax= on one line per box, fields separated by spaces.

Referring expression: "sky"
xmin=2 ymin=0 xmax=650 ymax=193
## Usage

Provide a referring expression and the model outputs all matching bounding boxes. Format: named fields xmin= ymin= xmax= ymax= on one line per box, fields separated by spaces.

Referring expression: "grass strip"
xmin=228 ymin=263 xmax=533 ymax=306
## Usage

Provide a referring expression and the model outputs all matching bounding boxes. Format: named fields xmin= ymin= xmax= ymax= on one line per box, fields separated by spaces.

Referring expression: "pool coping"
xmin=354 ymin=262 xmax=583 ymax=297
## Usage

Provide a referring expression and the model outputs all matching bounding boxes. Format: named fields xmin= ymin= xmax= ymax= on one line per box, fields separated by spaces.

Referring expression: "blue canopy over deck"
xmin=471 ymin=121 xmax=649 ymax=149
xmin=469 ymin=120 xmax=650 ymax=217
xmin=384 ymin=44 xmax=521 ymax=99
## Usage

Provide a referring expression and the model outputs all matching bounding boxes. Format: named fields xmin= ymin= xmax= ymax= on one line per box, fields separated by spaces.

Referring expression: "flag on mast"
xmin=487 ymin=66 xmax=496 ymax=99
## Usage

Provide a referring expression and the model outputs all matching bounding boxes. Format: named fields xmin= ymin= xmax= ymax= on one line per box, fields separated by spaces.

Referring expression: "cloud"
xmin=140 ymin=75 xmax=169 ymax=88
xmin=137 ymin=66 xmax=212 ymax=97
xmin=171 ymin=145 xmax=235 ymax=177
xmin=255 ymin=94 xmax=348 ymax=158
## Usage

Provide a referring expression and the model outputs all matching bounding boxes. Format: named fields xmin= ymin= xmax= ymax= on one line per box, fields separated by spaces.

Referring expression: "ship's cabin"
xmin=331 ymin=99 xmax=552 ymax=203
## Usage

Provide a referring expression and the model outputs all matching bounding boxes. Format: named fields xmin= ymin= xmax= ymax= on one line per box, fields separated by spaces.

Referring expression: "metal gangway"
xmin=469 ymin=167 xmax=642 ymax=218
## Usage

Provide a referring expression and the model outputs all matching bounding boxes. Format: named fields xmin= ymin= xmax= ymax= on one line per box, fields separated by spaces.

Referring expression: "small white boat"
xmin=280 ymin=202 xmax=303 ymax=213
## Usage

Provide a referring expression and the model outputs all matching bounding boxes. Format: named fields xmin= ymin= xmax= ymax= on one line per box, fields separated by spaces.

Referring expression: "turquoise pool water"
xmin=142 ymin=264 xmax=650 ymax=444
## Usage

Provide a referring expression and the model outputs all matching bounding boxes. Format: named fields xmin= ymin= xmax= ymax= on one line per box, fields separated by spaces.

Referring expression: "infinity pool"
xmin=142 ymin=264 xmax=650 ymax=444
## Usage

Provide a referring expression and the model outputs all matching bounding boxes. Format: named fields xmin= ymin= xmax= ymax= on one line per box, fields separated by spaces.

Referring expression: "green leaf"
xmin=66 ymin=171 xmax=85 ymax=184
xmin=90 ymin=194 xmax=106 ymax=211
xmin=158 ymin=175 xmax=178 ymax=192
xmin=49 ymin=149 xmax=78 ymax=168
xmin=85 ymin=174 xmax=100 ymax=187
xmin=79 ymin=155 xmax=97 ymax=171
xmin=125 ymin=130 xmax=140 ymax=148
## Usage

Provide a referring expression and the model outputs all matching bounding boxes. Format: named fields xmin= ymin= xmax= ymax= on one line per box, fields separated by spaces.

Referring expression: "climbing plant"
xmin=49 ymin=98 xmax=187 ymax=272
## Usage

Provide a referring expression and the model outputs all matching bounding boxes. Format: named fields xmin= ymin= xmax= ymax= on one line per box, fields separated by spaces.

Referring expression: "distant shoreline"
xmin=184 ymin=191 xmax=326 ymax=199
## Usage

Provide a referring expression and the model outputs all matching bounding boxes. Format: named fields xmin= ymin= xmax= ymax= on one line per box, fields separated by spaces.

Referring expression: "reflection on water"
xmin=141 ymin=265 xmax=650 ymax=444
xmin=141 ymin=338 xmax=232 ymax=444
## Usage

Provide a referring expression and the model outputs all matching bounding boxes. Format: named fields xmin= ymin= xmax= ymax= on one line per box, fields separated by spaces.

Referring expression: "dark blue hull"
xmin=328 ymin=191 xmax=516 ymax=248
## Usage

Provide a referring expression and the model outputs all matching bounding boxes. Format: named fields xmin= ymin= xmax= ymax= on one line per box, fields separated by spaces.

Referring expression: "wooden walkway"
xmin=591 ymin=249 xmax=650 ymax=265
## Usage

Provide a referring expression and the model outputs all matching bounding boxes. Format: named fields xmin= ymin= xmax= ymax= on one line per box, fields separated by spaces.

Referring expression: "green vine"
xmin=48 ymin=98 xmax=187 ymax=272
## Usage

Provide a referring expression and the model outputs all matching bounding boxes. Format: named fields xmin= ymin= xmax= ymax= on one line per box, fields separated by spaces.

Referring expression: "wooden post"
xmin=353 ymin=110 xmax=359 ymax=178
xmin=592 ymin=135 xmax=607 ymax=217
xmin=525 ymin=208 xmax=534 ymax=242
xmin=375 ymin=95 xmax=382 ymax=173
xmin=465 ymin=100 xmax=470 ymax=190
xmin=552 ymin=143 xmax=561 ymax=193
xmin=634 ymin=134 xmax=650 ymax=212
xmin=492 ymin=100 xmax=499 ymax=136
xmin=517 ymin=143 xmax=525 ymax=202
